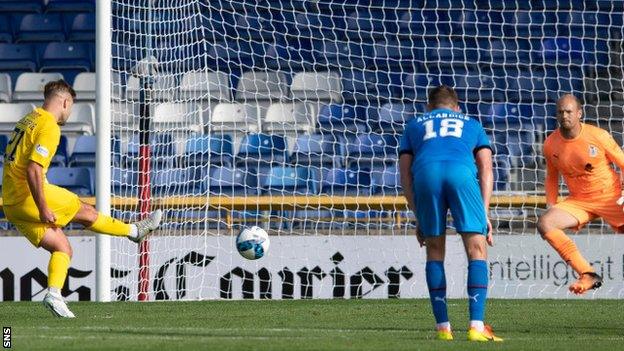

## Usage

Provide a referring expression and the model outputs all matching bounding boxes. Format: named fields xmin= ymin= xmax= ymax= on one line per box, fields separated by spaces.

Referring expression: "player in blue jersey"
xmin=399 ymin=86 xmax=502 ymax=342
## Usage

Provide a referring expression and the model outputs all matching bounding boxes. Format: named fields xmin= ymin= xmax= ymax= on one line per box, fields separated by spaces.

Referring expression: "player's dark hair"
xmin=428 ymin=85 xmax=459 ymax=109
xmin=44 ymin=79 xmax=76 ymax=100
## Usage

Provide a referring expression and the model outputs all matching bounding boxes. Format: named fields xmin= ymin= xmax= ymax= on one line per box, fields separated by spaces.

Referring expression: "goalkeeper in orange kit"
xmin=538 ymin=94 xmax=624 ymax=295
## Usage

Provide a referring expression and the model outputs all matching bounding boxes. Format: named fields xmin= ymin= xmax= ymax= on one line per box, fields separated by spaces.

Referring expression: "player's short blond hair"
xmin=44 ymin=79 xmax=76 ymax=100
xmin=428 ymin=85 xmax=459 ymax=109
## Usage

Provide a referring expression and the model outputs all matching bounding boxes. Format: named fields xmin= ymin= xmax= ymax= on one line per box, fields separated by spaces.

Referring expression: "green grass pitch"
xmin=1 ymin=299 xmax=622 ymax=350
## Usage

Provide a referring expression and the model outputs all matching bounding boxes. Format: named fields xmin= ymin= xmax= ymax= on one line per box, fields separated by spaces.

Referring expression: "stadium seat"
xmin=398 ymin=9 xmax=448 ymax=37
xmin=153 ymin=102 xmax=204 ymax=134
xmin=51 ymin=135 xmax=68 ymax=166
xmin=373 ymin=165 xmax=401 ymax=196
xmin=111 ymin=168 xmax=138 ymax=196
xmin=453 ymin=70 xmax=496 ymax=102
xmin=341 ymin=69 xmax=400 ymax=102
xmin=0 ymin=0 xmax=43 ymax=13
xmin=0 ymin=103 xmax=34 ymax=132
xmin=13 ymin=72 xmax=63 ymax=102
xmin=399 ymin=72 xmax=438 ymax=102
xmin=321 ymin=168 xmax=373 ymax=196
xmin=211 ymin=103 xmax=260 ymax=133
xmin=0 ymin=15 xmax=12 ymax=43
xmin=488 ymin=39 xmax=533 ymax=67
xmin=0 ymin=73 xmax=11 ymax=103
xmin=345 ymin=133 xmax=399 ymax=169
xmin=111 ymin=42 xmax=145 ymax=71
xmin=540 ymin=38 xmax=609 ymax=65
xmin=40 ymin=42 xmax=90 ymax=84
xmin=293 ymin=12 xmax=345 ymax=41
xmin=263 ymin=102 xmax=315 ymax=134
xmin=235 ymin=71 xmax=288 ymax=101
xmin=316 ymin=103 xmax=367 ymax=134
xmin=72 ymin=72 xmax=94 ymax=101
xmin=370 ymin=102 xmax=416 ymax=133
xmin=68 ymin=13 xmax=95 ymax=41
xmin=47 ymin=167 xmax=92 ymax=195
xmin=544 ymin=67 xmax=584 ymax=102
xmin=0 ymin=134 xmax=8 ymax=164
xmin=152 ymin=168 xmax=204 ymax=196
xmin=236 ymin=133 xmax=287 ymax=169
xmin=68 ymin=135 xmax=95 ymax=167
xmin=126 ymin=133 xmax=176 ymax=169
xmin=45 ymin=0 xmax=95 ymax=13
xmin=485 ymin=102 xmax=527 ymax=128
xmin=346 ymin=8 xmax=397 ymax=40
xmin=0 ymin=44 xmax=37 ymax=74
xmin=208 ymin=166 xmax=258 ymax=196
xmin=16 ymin=14 xmax=65 ymax=43
xmin=291 ymin=134 xmax=341 ymax=168
xmin=261 ymin=166 xmax=319 ymax=195
xmin=184 ymin=134 xmax=234 ymax=168
xmin=290 ymin=71 xmax=342 ymax=102
xmin=179 ymin=71 xmax=230 ymax=102
xmin=126 ymin=74 xmax=178 ymax=102
xmin=62 ymin=102 xmax=94 ymax=135
xmin=493 ymin=155 xmax=511 ymax=191
xmin=373 ymin=38 xmax=421 ymax=70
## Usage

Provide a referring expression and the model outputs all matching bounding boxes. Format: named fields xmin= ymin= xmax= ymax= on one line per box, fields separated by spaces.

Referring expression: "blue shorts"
xmin=412 ymin=162 xmax=487 ymax=237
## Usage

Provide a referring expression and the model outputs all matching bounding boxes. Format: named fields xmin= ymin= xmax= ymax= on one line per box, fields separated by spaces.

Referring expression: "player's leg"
xmin=413 ymin=163 xmax=452 ymax=340
xmin=71 ymin=201 xmax=162 ymax=243
xmin=38 ymin=227 xmax=75 ymax=318
xmin=445 ymin=164 xmax=502 ymax=341
xmin=537 ymin=204 xmax=601 ymax=294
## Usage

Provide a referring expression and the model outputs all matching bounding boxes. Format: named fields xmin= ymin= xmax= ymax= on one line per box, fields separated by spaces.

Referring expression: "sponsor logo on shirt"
xmin=35 ymin=144 xmax=49 ymax=158
xmin=589 ymin=145 xmax=598 ymax=157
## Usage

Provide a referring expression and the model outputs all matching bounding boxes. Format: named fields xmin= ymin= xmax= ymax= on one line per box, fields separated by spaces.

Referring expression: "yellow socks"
xmin=544 ymin=229 xmax=594 ymax=274
xmin=48 ymin=251 xmax=70 ymax=290
xmin=87 ymin=214 xmax=131 ymax=237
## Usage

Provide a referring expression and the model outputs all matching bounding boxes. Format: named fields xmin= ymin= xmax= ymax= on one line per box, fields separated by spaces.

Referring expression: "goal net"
xmin=107 ymin=0 xmax=624 ymax=301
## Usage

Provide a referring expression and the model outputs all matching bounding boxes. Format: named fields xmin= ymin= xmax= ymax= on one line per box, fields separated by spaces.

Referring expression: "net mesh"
xmin=109 ymin=0 xmax=624 ymax=300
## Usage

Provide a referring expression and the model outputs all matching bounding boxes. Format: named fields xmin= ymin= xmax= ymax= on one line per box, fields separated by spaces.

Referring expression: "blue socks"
xmin=425 ymin=260 xmax=448 ymax=324
xmin=467 ymin=260 xmax=488 ymax=322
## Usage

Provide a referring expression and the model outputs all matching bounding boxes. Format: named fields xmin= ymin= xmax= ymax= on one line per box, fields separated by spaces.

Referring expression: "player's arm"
xmin=399 ymin=153 xmax=417 ymax=214
xmin=27 ymin=123 xmax=60 ymax=224
xmin=475 ymin=147 xmax=494 ymax=245
xmin=26 ymin=161 xmax=55 ymax=224
xmin=544 ymin=156 xmax=559 ymax=207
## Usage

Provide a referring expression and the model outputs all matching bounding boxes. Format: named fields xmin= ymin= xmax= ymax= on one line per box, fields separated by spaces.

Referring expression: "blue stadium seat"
xmin=540 ymin=38 xmax=609 ymax=65
xmin=111 ymin=168 xmax=138 ymax=196
xmin=263 ymin=38 xmax=311 ymax=70
xmin=16 ymin=14 xmax=65 ymax=42
xmin=51 ymin=135 xmax=68 ymax=167
xmin=45 ymin=0 xmax=95 ymax=13
xmin=68 ymin=135 xmax=95 ymax=167
xmin=69 ymin=13 xmax=95 ymax=41
xmin=236 ymin=133 xmax=287 ymax=169
xmin=184 ymin=134 xmax=233 ymax=168
xmin=345 ymin=133 xmax=399 ymax=169
xmin=322 ymin=168 xmax=373 ymax=196
xmin=152 ymin=168 xmax=204 ymax=196
xmin=208 ymin=166 xmax=258 ymax=196
xmin=512 ymin=11 xmax=557 ymax=38
xmin=341 ymin=69 xmax=401 ymax=102
xmin=317 ymin=104 xmax=367 ymax=134
xmin=0 ymin=15 xmax=12 ymax=43
xmin=261 ymin=166 xmax=319 ymax=195
xmin=488 ymin=39 xmax=533 ymax=66
xmin=126 ymin=133 xmax=177 ymax=169
xmin=484 ymin=103 xmax=530 ymax=129
xmin=544 ymin=66 xmax=584 ymax=102
xmin=399 ymin=72 xmax=439 ymax=101
xmin=398 ymin=9 xmax=449 ymax=37
xmin=346 ymin=8 xmax=398 ymax=40
xmin=47 ymin=167 xmax=92 ymax=195
xmin=0 ymin=134 xmax=8 ymax=164
xmin=0 ymin=0 xmax=43 ymax=13
xmin=453 ymin=70 xmax=496 ymax=102
xmin=369 ymin=102 xmax=416 ymax=133
xmin=373 ymin=165 xmax=401 ymax=196
xmin=564 ymin=11 xmax=612 ymax=38
xmin=493 ymin=155 xmax=511 ymax=191
xmin=0 ymin=44 xmax=37 ymax=77
xmin=293 ymin=12 xmax=345 ymax=41
xmin=291 ymin=134 xmax=341 ymax=168
xmin=458 ymin=10 xmax=506 ymax=38
xmin=373 ymin=38 xmax=422 ymax=70
xmin=40 ymin=42 xmax=91 ymax=83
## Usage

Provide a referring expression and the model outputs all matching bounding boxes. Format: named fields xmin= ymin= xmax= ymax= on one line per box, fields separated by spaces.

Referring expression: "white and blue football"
xmin=236 ymin=226 xmax=270 ymax=260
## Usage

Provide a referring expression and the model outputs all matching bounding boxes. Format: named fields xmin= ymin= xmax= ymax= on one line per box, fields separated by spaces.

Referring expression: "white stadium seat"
xmin=153 ymin=102 xmax=204 ymax=133
xmin=73 ymin=72 xmax=95 ymax=101
xmin=180 ymin=71 xmax=230 ymax=101
xmin=290 ymin=71 xmax=342 ymax=102
xmin=0 ymin=73 xmax=11 ymax=103
xmin=13 ymin=73 xmax=64 ymax=102
xmin=263 ymin=102 xmax=316 ymax=134
xmin=235 ymin=71 xmax=288 ymax=101
xmin=211 ymin=103 xmax=259 ymax=133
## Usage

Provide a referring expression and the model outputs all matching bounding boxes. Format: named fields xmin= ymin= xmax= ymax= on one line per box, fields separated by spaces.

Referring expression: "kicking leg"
xmin=424 ymin=235 xmax=452 ymax=340
xmin=39 ymin=227 xmax=75 ymax=318
xmin=537 ymin=208 xmax=601 ymax=294
xmin=72 ymin=202 xmax=162 ymax=243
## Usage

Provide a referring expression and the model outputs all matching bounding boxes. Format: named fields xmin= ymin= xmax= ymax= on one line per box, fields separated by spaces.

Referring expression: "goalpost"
xmin=97 ymin=0 xmax=624 ymax=301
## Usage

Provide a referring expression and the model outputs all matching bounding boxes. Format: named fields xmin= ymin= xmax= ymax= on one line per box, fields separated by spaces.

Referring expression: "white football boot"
xmin=128 ymin=210 xmax=163 ymax=243
xmin=42 ymin=291 xmax=75 ymax=318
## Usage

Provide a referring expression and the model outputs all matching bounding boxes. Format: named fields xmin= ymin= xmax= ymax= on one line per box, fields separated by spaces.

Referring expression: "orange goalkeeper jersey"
xmin=543 ymin=123 xmax=624 ymax=205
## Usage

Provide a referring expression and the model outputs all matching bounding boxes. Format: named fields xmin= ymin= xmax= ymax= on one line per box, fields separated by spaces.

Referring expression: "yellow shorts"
xmin=554 ymin=194 xmax=624 ymax=233
xmin=4 ymin=184 xmax=82 ymax=247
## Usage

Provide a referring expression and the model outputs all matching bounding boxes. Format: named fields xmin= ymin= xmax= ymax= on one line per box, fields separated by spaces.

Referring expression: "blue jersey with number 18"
xmin=399 ymin=108 xmax=491 ymax=174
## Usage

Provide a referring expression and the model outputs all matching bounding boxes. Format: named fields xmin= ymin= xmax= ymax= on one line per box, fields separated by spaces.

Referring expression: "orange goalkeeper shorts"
xmin=554 ymin=194 xmax=624 ymax=233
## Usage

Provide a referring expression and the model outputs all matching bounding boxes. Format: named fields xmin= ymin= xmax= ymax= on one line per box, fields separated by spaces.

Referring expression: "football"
xmin=236 ymin=226 xmax=270 ymax=260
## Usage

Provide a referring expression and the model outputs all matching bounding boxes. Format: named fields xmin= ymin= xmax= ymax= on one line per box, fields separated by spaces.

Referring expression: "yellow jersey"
xmin=2 ymin=107 xmax=60 ymax=205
